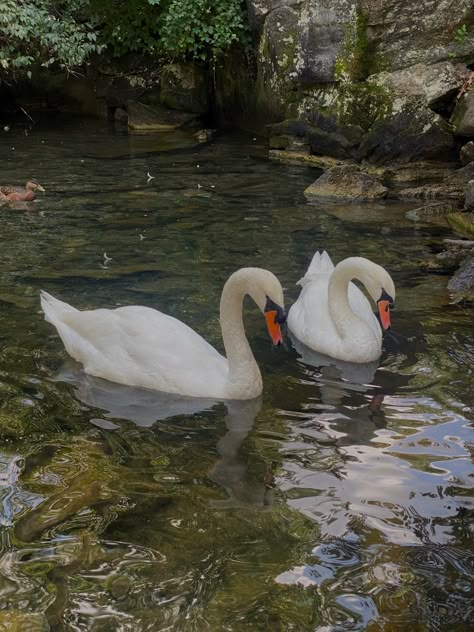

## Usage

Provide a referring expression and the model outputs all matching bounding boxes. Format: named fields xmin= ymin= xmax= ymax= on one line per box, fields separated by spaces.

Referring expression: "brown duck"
xmin=0 ymin=180 xmax=45 ymax=202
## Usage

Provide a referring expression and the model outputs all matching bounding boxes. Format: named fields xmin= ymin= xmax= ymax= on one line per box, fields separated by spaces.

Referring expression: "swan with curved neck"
xmin=40 ymin=267 xmax=286 ymax=400
xmin=288 ymin=252 xmax=395 ymax=363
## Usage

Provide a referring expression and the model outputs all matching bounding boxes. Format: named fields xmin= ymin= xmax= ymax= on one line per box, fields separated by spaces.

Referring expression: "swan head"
xmin=361 ymin=262 xmax=396 ymax=331
xmin=232 ymin=268 xmax=286 ymax=346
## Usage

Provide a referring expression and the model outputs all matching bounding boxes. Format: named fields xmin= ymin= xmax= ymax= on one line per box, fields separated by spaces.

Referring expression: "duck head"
xmin=26 ymin=180 xmax=46 ymax=193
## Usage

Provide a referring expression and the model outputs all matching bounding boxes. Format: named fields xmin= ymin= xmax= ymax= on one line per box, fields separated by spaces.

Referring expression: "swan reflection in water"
xmin=54 ymin=362 xmax=272 ymax=509
xmin=291 ymin=333 xmax=379 ymax=395
xmin=290 ymin=334 xmax=386 ymax=444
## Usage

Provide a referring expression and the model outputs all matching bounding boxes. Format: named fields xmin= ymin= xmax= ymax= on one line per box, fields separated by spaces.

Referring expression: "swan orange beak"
xmin=378 ymin=300 xmax=391 ymax=330
xmin=265 ymin=311 xmax=283 ymax=346
xmin=264 ymin=297 xmax=286 ymax=347
xmin=377 ymin=288 xmax=394 ymax=331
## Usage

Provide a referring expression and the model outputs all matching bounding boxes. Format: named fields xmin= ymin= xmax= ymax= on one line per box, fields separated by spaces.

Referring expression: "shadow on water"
xmin=0 ymin=119 xmax=472 ymax=630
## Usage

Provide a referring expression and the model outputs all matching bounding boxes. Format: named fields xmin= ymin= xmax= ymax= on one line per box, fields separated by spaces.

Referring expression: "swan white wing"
xmin=42 ymin=294 xmax=228 ymax=396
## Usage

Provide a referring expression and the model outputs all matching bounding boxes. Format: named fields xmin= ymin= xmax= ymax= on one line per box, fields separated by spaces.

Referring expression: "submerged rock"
xmin=305 ymin=165 xmax=388 ymax=201
xmin=268 ymin=115 xmax=363 ymax=160
xmin=127 ymin=101 xmax=198 ymax=130
xmin=422 ymin=240 xmax=473 ymax=272
xmin=406 ymin=201 xmax=461 ymax=222
xmin=269 ymin=150 xmax=346 ymax=170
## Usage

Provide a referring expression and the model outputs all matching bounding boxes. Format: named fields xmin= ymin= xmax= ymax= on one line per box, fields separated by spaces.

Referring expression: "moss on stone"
xmin=330 ymin=8 xmax=392 ymax=131
xmin=255 ymin=24 xmax=300 ymax=118
xmin=336 ymin=8 xmax=385 ymax=82
xmin=336 ymin=81 xmax=393 ymax=130
xmin=447 ymin=212 xmax=474 ymax=237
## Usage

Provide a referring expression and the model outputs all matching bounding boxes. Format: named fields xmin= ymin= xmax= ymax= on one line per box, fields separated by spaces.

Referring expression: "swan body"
xmin=41 ymin=267 xmax=285 ymax=400
xmin=288 ymin=252 xmax=395 ymax=363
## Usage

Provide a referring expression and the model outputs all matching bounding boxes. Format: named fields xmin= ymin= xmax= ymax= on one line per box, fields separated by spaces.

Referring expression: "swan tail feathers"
xmin=40 ymin=291 xmax=78 ymax=326
xmin=297 ymin=250 xmax=335 ymax=285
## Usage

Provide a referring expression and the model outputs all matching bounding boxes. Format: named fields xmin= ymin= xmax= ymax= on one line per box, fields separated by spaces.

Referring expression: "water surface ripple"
xmin=0 ymin=119 xmax=472 ymax=631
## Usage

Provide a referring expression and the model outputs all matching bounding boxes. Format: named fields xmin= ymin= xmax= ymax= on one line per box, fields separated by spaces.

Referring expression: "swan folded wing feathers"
xmin=56 ymin=305 xmax=228 ymax=395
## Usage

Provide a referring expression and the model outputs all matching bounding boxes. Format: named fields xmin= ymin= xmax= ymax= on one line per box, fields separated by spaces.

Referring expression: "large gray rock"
xmin=305 ymin=164 xmax=388 ymax=200
xmin=465 ymin=180 xmax=474 ymax=210
xmin=364 ymin=0 xmax=474 ymax=70
xmin=448 ymin=253 xmax=474 ymax=303
xmin=460 ymin=141 xmax=474 ymax=165
xmin=358 ymin=104 xmax=456 ymax=164
xmin=450 ymin=87 xmax=474 ymax=136
xmin=370 ymin=62 xmax=468 ymax=108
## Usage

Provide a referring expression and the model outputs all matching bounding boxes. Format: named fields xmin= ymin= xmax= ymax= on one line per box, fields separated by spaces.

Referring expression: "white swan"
xmin=288 ymin=252 xmax=395 ymax=363
xmin=41 ymin=267 xmax=286 ymax=400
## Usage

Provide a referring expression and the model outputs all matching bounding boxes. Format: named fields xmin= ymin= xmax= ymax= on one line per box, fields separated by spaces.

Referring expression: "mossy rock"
xmin=447 ymin=212 xmax=474 ymax=237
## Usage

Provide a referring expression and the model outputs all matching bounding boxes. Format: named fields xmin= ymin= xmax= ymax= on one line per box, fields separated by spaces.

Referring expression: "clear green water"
xmin=0 ymin=119 xmax=472 ymax=631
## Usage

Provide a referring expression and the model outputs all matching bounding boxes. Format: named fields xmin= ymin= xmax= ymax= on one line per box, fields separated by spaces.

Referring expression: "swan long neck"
xmin=328 ymin=258 xmax=374 ymax=339
xmin=219 ymin=270 xmax=262 ymax=394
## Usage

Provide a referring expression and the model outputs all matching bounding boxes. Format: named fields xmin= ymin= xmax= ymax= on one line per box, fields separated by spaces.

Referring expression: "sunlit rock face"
xmin=365 ymin=0 xmax=474 ymax=70
xmin=245 ymin=0 xmax=474 ymax=165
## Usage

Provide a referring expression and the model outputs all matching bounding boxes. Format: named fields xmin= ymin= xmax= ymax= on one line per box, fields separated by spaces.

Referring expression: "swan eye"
xmin=378 ymin=288 xmax=394 ymax=309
